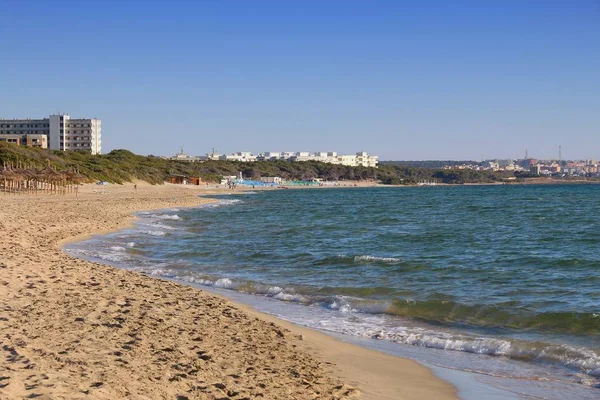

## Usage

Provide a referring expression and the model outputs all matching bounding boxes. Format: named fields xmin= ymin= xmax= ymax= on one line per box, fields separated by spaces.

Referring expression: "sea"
xmin=65 ymin=185 xmax=600 ymax=399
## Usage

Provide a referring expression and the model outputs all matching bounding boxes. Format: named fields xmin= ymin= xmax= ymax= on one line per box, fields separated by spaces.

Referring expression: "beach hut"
xmin=168 ymin=175 xmax=202 ymax=185
xmin=168 ymin=175 xmax=187 ymax=184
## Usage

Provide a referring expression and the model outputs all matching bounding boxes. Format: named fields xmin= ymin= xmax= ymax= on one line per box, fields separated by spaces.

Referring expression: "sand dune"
xmin=0 ymin=183 xmax=456 ymax=399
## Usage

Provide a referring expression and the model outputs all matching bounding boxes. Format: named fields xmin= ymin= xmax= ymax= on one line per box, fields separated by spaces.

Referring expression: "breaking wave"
xmin=64 ymin=246 xmax=600 ymax=387
xmin=139 ymin=230 xmax=166 ymax=236
xmin=203 ymin=199 xmax=243 ymax=208
xmin=156 ymin=214 xmax=180 ymax=220
xmin=353 ymin=255 xmax=402 ymax=263
xmin=122 ymin=266 xmax=600 ymax=379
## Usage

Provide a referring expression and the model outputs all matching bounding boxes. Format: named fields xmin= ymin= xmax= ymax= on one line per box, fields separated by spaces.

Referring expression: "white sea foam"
xmin=66 ymin=248 xmax=86 ymax=255
xmin=140 ymin=267 xmax=219 ymax=288
xmin=195 ymin=278 xmax=215 ymax=286
xmin=126 ymin=242 xmax=135 ymax=248
xmin=109 ymin=246 xmax=126 ymax=251
xmin=220 ymin=199 xmax=242 ymax=205
xmin=329 ymin=300 xmax=354 ymax=313
xmin=334 ymin=299 xmax=391 ymax=314
xmin=354 ymin=255 xmax=401 ymax=263
xmin=101 ymin=254 xmax=128 ymax=262
xmin=273 ymin=292 xmax=306 ymax=303
xmin=204 ymin=199 xmax=243 ymax=208
xmin=156 ymin=214 xmax=180 ymax=220
xmin=267 ymin=286 xmax=284 ymax=295
xmin=148 ymin=268 xmax=176 ymax=278
xmin=311 ymin=318 xmax=600 ymax=377
xmin=66 ymin=248 xmax=126 ymax=263
xmin=214 ymin=278 xmax=235 ymax=288
xmin=139 ymin=230 xmax=166 ymax=236
xmin=146 ymin=222 xmax=177 ymax=230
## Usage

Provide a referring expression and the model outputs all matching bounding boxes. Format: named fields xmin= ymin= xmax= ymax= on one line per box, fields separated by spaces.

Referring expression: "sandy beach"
xmin=0 ymin=182 xmax=456 ymax=399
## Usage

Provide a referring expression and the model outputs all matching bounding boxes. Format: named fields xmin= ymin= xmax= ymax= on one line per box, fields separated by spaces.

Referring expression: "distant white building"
xmin=223 ymin=152 xmax=257 ymax=162
xmin=258 ymin=152 xmax=285 ymax=160
xmin=166 ymin=147 xmax=202 ymax=162
xmin=284 ymin=151 xmax=377 ymax=167
xmin=292 ymin=151 xmax=326 ymax=162
xmin=170 ymin=149 xmax=379 ymax=168
xmin=205 ymin=152 xmax=222 ymax=161
xmin=355 ymin=151 xmax=379 ymax=168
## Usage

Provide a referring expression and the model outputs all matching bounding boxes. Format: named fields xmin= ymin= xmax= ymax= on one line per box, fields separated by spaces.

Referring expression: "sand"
xmin=0 ymin=182 xmax=457 ymax=399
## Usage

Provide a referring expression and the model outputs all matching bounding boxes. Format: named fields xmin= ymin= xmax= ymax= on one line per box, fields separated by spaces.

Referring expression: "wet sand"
xmin=0 ymin=182 xmax=457 ymax=399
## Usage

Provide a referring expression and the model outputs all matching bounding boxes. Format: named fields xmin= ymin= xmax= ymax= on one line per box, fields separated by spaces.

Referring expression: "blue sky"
xmin=1 ymin=0 xmax=598 ymax=160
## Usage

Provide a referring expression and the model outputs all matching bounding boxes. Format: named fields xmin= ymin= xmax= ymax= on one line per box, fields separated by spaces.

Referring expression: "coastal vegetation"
xmin=381 ymin=160 xmax=481 ymax=169
xmin=0 ymin=142 xmax=549 ymax=185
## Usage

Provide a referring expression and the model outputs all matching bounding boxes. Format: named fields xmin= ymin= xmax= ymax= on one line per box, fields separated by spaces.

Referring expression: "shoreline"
xmin=188 ymin=286 xmax=457 ymax=400
xmin=200 ymin=178 xmax=600 ymax=192
xmin=0 ymin=182 xmax=457 ymax=399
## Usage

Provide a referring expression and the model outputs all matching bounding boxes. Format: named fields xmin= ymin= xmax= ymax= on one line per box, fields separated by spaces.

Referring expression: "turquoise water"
xmin=66 ymin=185 xmax=600 ymax=398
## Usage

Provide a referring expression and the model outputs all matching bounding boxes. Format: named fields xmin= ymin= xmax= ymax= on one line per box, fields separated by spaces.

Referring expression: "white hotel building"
xmin=0 ymin=113 xmax=102 ymax=154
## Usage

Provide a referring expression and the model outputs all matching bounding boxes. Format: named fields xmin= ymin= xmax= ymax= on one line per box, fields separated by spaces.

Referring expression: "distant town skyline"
xmin=169 ymin=146 xmax=588 ymax=162
xmin=1 ymin=1 xmax=598 ymax=160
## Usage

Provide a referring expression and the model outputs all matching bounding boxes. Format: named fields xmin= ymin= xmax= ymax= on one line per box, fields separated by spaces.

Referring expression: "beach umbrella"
xmin=0 ymin=168 xmax=16 ymax=180
xmin=38 ymin=165 xmax=64 ymax=194
xmin=20 ymin=168 xmax=37 ymax=179
xmin=0 ymin=168 xmax=23 ymax=193
xmin=19 ymin=168 xmax=40 ymax=193
xmin=39 ymin=165 xmax=63 ymax=181
xmin=62 ymin=170 xmax=86 ymax=193
xmin=64 ymin=170 xmax=86 ymax=184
